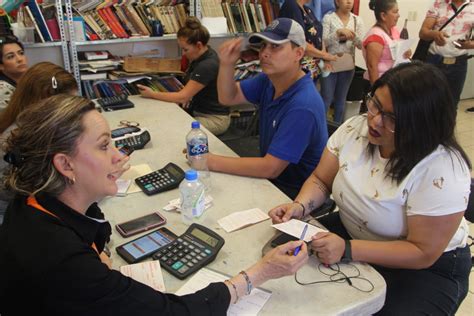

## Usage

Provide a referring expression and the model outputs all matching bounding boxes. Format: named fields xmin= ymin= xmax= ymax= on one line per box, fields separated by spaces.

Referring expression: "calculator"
xmin=98 ymin=94 xmax=135 ymax=111
xmin=135 ymin=162 xmax=185 ymax=195
xmin=152 ymin=223 xmax=225 ymax=279
xmin=112 ymin=126 xmax=151 ymax=150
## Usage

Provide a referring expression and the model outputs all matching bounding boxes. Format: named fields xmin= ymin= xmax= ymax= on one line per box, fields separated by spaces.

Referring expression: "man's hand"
xmin=218 ymin=38 xmax=244 ymax=66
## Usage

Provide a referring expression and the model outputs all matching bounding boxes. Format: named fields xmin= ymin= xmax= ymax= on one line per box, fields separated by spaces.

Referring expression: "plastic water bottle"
xmin=186 ymin=121 xmax=211 ymax=192
xmin=180 ymin=169 xmax=205 ymax=225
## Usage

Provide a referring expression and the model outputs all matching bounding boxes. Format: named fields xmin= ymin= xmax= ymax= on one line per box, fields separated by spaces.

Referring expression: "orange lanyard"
xmin=27 ymin=196 xmax=99 ymax=255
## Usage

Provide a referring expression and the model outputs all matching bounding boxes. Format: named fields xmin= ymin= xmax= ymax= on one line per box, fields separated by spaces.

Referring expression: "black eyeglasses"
xmin=366 ymin=93 xmax=396 ymax=133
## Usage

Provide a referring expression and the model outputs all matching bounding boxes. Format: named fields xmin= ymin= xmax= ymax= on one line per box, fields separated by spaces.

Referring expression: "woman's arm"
xmin=306 ymin=43 xmax=337 ymax=61
xmin=419 ymin=17 xmax=449 ymax=46
xmin=365 ymin=41 xmax=383 ymax=84
xmin=269 ymin=147 xmax=339 ymax=223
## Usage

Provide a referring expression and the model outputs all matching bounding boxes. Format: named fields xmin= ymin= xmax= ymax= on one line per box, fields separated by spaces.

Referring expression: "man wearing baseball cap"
xmin=207 ymin=18 xmax=328 ymax=199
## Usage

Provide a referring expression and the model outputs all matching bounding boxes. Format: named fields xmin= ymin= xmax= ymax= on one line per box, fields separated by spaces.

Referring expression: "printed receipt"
xmin=217 ymin=208 xmax=270 ymax=233
xmin=120 ymin=261 xmax=166 ymax=292
xmin=175 ymin=268 xmax=272 ymax=316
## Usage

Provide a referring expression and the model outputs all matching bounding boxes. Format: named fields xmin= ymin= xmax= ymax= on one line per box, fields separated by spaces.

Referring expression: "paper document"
xmin=120 ymin=261 xmax=166 ymax=292
xmin=121 ymin=164 xmax=153 ymax=194
xmin=272 ymin=219 xmax=328 ymax=242
xmin=217 ymin=208 xmax=270 ymax=233
xmin=391 ymin=39 xmax=415 ymax=66
xmin=115 ymin=179 xmax=132 ymax=196
xmin=163 ymin=195 xmax=214 ymax=212
xmin=175 ymin=268 xmax=272 ymax=316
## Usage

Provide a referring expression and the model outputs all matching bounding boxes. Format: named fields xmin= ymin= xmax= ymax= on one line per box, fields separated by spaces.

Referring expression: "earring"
xmin=68 ymin=176 xmax=76 ymax=185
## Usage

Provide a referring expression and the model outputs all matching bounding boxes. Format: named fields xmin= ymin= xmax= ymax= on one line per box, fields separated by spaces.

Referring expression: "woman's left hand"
xmin=311 ymin=232 xmax=346 ymax=265
xmin=137 ymin=84 xmax=155 ymax=99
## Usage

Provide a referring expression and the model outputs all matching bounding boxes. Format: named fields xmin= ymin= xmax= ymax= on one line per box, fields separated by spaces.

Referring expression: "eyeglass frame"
xmin=365 ymin=92 xmax=396 ymax=133
xmin=119 ymin=120 xmax=139 ymax=127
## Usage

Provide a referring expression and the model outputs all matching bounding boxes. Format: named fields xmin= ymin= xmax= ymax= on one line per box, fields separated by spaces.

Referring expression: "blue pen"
xmin=293 ymin=224 xmax=308 ymax=256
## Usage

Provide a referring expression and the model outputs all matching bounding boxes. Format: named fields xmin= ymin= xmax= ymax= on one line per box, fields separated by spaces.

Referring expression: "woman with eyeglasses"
xmin=0 ymin=35 xmax=28 ymax=110
xmin=0 ymin=62 xmax=77 ymax=225
xmin=269 ymin=61 xmax=472 ymax=314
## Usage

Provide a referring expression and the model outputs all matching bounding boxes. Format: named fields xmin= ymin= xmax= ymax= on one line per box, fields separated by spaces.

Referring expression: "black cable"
xmin=294 ymin=262 xmax=375 ymax=293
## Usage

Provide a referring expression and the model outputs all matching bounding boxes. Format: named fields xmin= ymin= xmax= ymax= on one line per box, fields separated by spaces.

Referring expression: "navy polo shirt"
xmin=240 ymin=72 xmax=327 ymax=190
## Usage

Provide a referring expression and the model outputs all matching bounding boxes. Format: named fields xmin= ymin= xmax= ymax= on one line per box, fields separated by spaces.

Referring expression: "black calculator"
xmin=135 ymin=162 xmax=185 ymax=195
xmin=98 ymin=94 xmax=135 ymax=111
xmin=152 ymin=223 xmax=225 ymax=279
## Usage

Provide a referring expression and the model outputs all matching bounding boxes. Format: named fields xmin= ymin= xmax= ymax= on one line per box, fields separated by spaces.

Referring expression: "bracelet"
xmin=293 ymin=201 xmax=306 ymax=217
xmin=225 ymin=279 xmax=239 ymax=304
xmin=239 ymin=270 xmax=253 ymax=295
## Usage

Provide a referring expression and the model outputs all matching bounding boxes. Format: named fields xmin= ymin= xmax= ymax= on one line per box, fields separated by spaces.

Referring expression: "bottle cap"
xmin=185 ymin=169 xmax=198 ymax=181
xmin=191 ymin=121 xmax=200 ymax=129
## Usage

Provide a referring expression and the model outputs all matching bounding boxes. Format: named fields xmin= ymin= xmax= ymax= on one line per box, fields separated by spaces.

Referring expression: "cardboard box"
xmin=123 ymin=57 xmax=183 ymax=74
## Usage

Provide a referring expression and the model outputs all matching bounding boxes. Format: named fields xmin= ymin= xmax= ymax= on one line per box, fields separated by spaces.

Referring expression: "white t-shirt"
xmin=328 ymin=115 xmax=471 ymax=252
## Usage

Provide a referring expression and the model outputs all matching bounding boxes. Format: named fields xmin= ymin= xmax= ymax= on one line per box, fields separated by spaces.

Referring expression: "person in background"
xmin=269 ymin=62 xmax=471 ymax=314
xmin=138 ymin=17 xmax=230 ymax=136
xmin=0 ymin=35 xmax=28 ymax=110
xmin=362 ymin=0 xmax=411 ymax=85
xmin=419 ymin=0 xmax=473 ymax=109
xmin=321 ymin=0 xmax=364 ymax=123
xmin=0 ymin=62 xmax=77 ymax=225
xmin=211 ymin=18 xmax=328 ymax=199
xmin=279 ymin=0 xmax=337 ymax=81
xmin=0 ymin=94 xmax=308 ymax=314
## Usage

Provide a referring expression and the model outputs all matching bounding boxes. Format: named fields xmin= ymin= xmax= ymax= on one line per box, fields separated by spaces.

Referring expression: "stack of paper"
xmin=120 ymin=261 xmax=166 ymax=292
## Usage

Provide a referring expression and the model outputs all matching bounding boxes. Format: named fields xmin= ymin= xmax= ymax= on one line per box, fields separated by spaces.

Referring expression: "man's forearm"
xmin=217 ymin=63 xmax=240 ymax=105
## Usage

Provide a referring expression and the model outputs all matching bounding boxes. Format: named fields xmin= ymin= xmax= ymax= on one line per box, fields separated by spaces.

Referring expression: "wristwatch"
xmin=341 ymin=240 xmax=352 ymax=263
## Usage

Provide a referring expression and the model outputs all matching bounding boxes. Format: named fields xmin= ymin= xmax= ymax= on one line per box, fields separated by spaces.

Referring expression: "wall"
xmin=355 ymin=0 xmax=473 ymax=99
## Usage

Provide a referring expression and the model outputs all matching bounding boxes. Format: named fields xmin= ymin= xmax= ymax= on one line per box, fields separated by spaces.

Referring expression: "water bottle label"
xmin=192 ymin=189 xmax=205 ymax=217
xmin=187 ymin=143 xmax=209 ymax=156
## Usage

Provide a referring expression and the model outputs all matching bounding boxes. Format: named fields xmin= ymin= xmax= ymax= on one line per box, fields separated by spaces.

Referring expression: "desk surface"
xmin=100 ymin=96 xmax=386 ymax=315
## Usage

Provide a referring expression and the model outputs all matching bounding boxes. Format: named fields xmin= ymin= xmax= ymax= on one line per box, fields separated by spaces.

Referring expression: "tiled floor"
xmin=456 ymin=99 xmax=473 ymax=316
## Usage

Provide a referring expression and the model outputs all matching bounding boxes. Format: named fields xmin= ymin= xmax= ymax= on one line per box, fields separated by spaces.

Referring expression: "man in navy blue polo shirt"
xmin=208 ymin=18 xmax=328 ymax=199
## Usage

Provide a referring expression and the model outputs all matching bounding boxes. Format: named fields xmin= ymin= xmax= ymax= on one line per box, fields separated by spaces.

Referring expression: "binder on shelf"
xmin=27 ymin=0 xmax=52 ymax=42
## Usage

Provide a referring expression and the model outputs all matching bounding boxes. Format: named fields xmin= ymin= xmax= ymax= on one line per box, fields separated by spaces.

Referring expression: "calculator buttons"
xmin=172 ymin=261 xmax=184 ymax=270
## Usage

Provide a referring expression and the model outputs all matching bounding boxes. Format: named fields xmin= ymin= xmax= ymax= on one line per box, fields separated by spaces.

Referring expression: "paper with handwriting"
xmin=217 ymin=208 xmax=270 ymax=232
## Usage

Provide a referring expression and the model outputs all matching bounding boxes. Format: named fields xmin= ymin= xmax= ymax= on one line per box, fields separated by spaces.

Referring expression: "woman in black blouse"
xmin=0 ymin=94 xmax=308 ymax=315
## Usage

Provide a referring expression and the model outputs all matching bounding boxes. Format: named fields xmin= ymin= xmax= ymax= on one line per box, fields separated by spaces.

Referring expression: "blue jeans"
xmin=426 ymin=54 xmax=468 ymax=108
xmin=320 ymin=69 xmax=355 ymax=124
xmin=318 ymin=212 xmax=471 ymax=315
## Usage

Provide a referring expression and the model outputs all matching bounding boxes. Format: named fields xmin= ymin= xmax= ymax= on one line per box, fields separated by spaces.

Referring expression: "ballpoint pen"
xmin=293 ymin=224 xmax=308 ymax=256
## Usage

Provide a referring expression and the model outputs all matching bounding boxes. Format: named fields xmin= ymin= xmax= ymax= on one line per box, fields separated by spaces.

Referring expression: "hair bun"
xmin=185 ymin=16 xmax=201 ymax=30
xmin=369 ymin=0 xmax=376 ymax=10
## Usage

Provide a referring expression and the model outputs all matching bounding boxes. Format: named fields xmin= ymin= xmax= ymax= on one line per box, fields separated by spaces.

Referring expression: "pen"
xmin=293 ymin=224 xmax=308 ymax=256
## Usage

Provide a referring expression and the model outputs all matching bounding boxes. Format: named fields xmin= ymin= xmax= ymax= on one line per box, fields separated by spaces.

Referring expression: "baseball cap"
xmin=248 ymin=18 xmax=307 ymax=49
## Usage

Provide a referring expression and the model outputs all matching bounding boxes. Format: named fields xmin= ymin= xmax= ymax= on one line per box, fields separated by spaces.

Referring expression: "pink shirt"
xmin=362 ymin=26 xmax=400 ymax=81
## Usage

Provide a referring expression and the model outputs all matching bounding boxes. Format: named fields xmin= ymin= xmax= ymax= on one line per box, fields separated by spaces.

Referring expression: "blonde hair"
xmin=5 ymin=94 xmax=95 ymax=196
xmin=0 ymin=62 xmax=77 ymax=134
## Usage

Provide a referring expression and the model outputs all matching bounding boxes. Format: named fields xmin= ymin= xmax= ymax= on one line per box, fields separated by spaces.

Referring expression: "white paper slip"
xmin=175 ymin=268 xmax=272 ymax=316
xmin=121 ymin=164 xmax=153 ymax=194
xmin=163 ymin=195 xmax=214 ymax=212
xmin=272 ymin=219 xmax=328 ymax=242
xmin=120 ymin=261 xmax=166 ymax=292
xmin=115 ymin=179 xmax=132 ymax=197
xmin=217 ymin=208 xmax=270 ymax=233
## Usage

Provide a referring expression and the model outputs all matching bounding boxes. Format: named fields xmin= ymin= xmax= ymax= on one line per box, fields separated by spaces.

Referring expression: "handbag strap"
xmin=439 ymin=2 xmax=469 ymax=31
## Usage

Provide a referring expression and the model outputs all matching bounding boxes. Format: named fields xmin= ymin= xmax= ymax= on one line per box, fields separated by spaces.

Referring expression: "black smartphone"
xmin=116 ymin=211 xmax=167 ymax=238
xmin=118 ymin=144 xmax=134 ymax=156
xmin=116 ymin=227 xmax=177 ymax=264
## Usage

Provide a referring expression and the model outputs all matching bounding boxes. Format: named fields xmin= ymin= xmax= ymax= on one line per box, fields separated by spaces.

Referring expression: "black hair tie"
xmin=4 ymin=149 xmax=25 ymax=167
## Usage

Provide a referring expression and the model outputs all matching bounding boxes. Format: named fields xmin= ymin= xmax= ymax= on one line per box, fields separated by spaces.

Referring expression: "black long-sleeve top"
xmin=0 ymin=194 xmax=230 ymax=315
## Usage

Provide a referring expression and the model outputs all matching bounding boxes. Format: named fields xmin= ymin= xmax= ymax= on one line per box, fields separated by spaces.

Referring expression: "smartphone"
xmin=116 ymin=227 xmax=177 ymax=263
xmin=116 ymin=211 xmax=167 ymax=238
xmin=118 ymin=144 xmax=134 ymax=156
xmin=453 ymin=40 xmax=463 ymax=48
